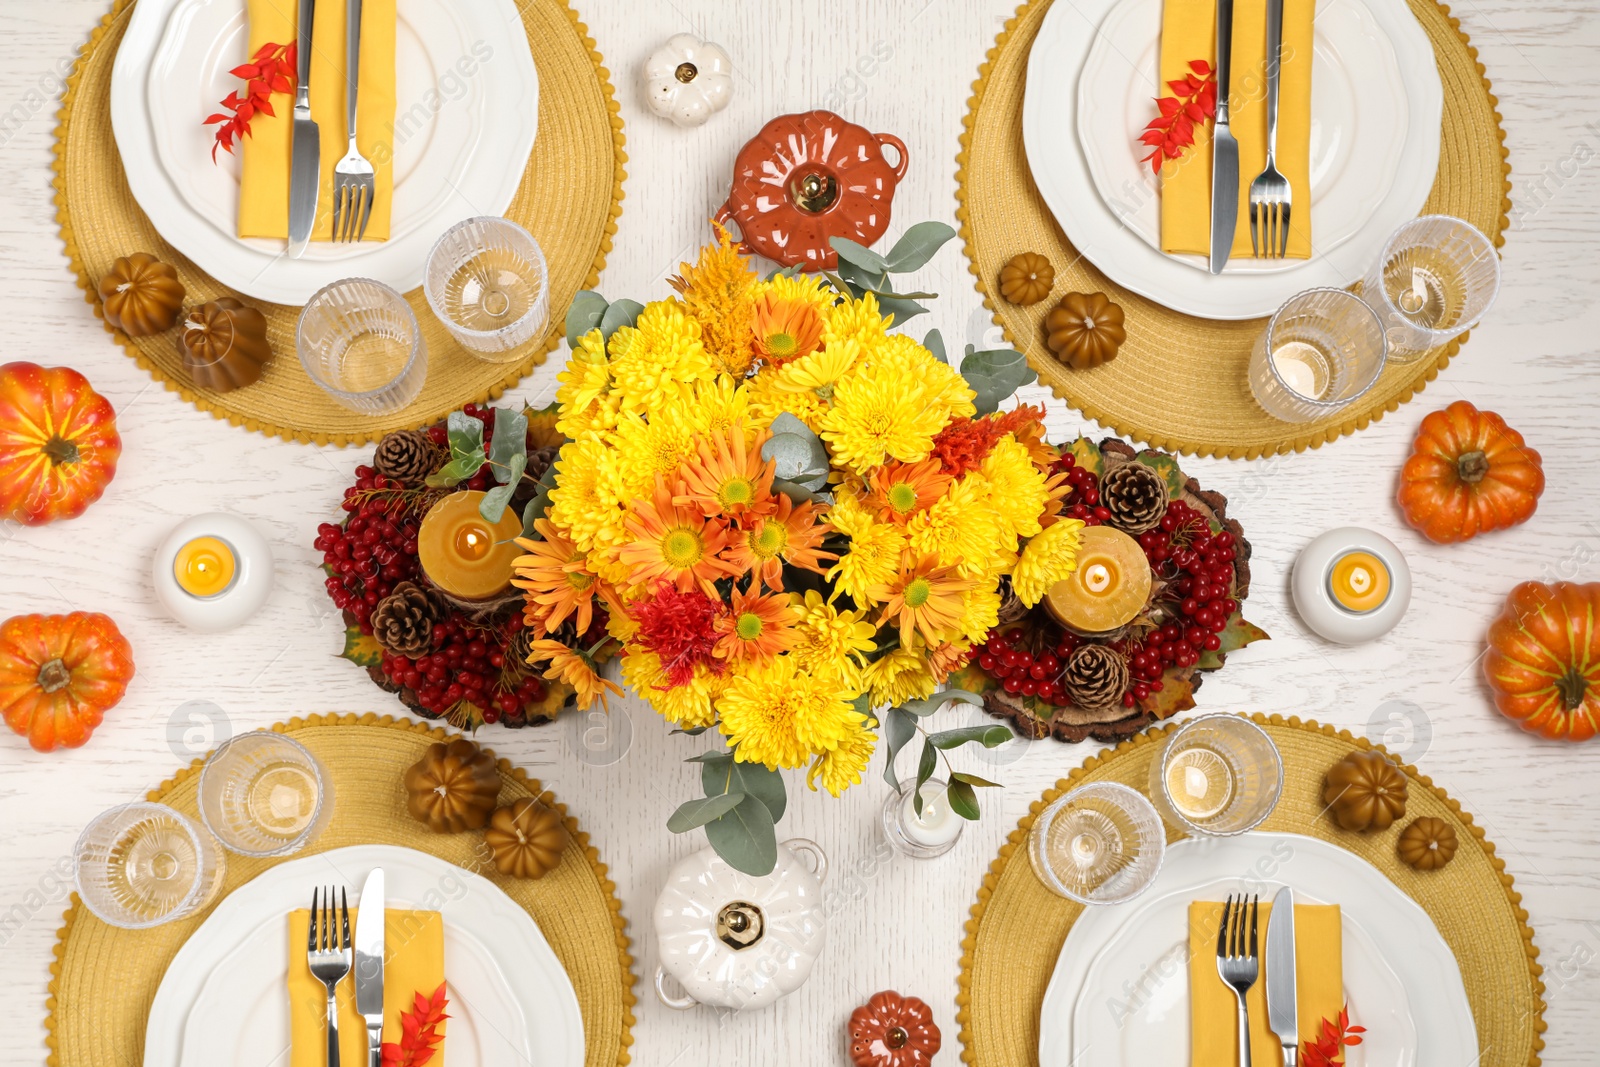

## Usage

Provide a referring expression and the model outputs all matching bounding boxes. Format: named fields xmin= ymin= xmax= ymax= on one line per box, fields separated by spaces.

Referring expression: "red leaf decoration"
xmin=379 ymin=982 xmax=449 ymax=1067
xmin=1136 ymin=58 xmax=1219 ymax=174
xmin=1189 ymin=59 xmax=1213 ymax=75
xmin=206 ymin=41 xmax=296 ymax=165
xmin=1302 ymin=1004 xmax=1365 ymax=1067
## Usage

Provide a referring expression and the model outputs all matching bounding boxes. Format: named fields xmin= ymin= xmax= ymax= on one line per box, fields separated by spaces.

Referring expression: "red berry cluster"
xmin=376 ymin=615 xmax=547 ymax=725
xmin=1053 ymin=451 xmax=1113 ymax=526
xmin=316 ymin=473 xmax=423 ymax=633
xmin=977 ymin=626 xmax=1073 ymax=704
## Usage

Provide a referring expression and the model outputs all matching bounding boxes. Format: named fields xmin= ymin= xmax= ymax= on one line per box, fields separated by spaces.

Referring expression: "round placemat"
xmin=53 ymin=0 xmax=626 ymax=447
xmin=955 ymin=0 xmax=1511 ymax=459
xmin=955 ymin=714 xmax=1545 ymax=1066
xmin=44 ymin=714 xmax=637 ymax=1067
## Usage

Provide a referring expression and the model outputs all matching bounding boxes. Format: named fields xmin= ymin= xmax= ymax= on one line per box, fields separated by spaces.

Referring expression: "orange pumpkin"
xmin=0 ymin=362 xmax=122 ymax=525
xmin=1484 ymin=581 xmax=1600 ymax=742
xmin=0 ymin=612 xmax=135 ymax=751
xmin=1397 ymin=400 xmax=1543 ymax=543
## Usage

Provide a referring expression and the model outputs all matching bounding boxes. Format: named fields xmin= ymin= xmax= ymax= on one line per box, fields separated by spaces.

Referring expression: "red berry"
xmin=1003 ymin=676 xmax=1023 ymax=694
xmin=1204 ymin=634 xmax=1221 ymax=651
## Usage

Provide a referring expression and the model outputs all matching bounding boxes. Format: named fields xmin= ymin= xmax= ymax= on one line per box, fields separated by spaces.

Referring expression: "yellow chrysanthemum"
xmin=546 ymin=438 xmax=628 ymax=554
xmin=807 ymin=716 xmax=877 ymax=796
xmin=1012 ymin=518 xmax=1087 ymax=606
xmin=669 ymin=223 xmax=761 ymax=376
xmin=744 ymin=369 xmax=830 ymax=434
xmin=655 ymin=374 xmax=752 ymax=440
xmin=716 ymin=657 xmax=864 ymax=770
xmin=553 ymin=328 xmax=614 ymax=440
xmin=771 ymin=337 xmax=862 ymax=398
xmin=822 ymin=291 xmax=892 ymax=350
xmin=979 ymin=435 xmax=1050 ymax=540
xmin=609 ymin=410 xmax=701 ymax=502
xmin=863 ymin=644 xmax=939 ymax=707
xmin=828 ymin=521 xmax=907 ymax=604
xmin=820 ymin=359 xmax=948 ymax=474
xmin=789 ymin=589 xmax=877 ymax=687
xmin=754 ymin=270 xmax=835 ymax=318
xmin=905 ymin=477 xmax=1006 ymax=580
xmin=874 ymin=333 xmax=977 ymax=422
xmin=956 ymin=586 xmax=1002 ymax=645
xmin=606 ymin=299 xmax=717 ymax=413
xmin=621 ymin=650 xmax=725 ymax=729
xmin=823 ymin=483 xmax=875 ymax=538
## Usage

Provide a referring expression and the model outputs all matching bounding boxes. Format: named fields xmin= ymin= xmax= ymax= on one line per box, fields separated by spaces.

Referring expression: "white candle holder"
xmin=152 ymin=513 xmax=275 ymax=632
xmin=1291 ymin=527 xmax=1411 ymax=645
xmin=882 ymin=778 xmax=965 ymax=859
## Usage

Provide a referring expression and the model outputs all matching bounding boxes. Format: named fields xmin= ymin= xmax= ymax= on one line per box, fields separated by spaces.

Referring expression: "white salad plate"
xmin=111 ymin=0 xmax=538 ymax=305
xmin=143 ymin=844 xmax=584 ymax=1067
xmin=1023 ymin=0 xmax=1442 ymax=318
xmin=1037 ymin=832 xmax=1477 ymax=1066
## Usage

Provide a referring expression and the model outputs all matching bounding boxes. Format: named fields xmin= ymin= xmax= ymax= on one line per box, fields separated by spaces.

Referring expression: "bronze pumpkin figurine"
xmin=1045 ymin=292 xmax=1125 ymax=369
xmin=1323 ymin=749 xmax=1408 ymax=833
xmin=99 ymin=253 xmax=185 ymax=337
xmin=179 ymin=298 xmax=272 ymax=393
xmin=485 ymin=798 xmax=566 ymax=879
xmin=403 ymin=738 xmax=502 ymax=833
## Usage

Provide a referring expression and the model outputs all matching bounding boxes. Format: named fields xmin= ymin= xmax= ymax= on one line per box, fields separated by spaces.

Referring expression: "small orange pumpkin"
xmin=848 ymin=990 xmax=941 ymax=1067
xmin=0 ymin=612 xmax=135 ymax=751
xmin=1484 ymin=581 xmax=1600 ymax=742
xmin=1397 ymin=400 xmax=1543 ymax=543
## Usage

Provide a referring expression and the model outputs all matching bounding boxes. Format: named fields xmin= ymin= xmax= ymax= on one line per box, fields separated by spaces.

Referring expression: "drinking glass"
xmin=424 ymin=217 xmax=551 ymax=361
xmin=197 ymin=731 xmax=333 ymax=857
xmin=1248 ymin=287 xmax=1387 ymax=422
xmin=1148 ymin=714 xmax=1283 ymax=837
xmin=1360 ymin=214 xmax=1500 ymax=361
xmin=1028 ymin=782 xmax=1165 ymax=905
xmin=881 ymin=778 xmax=965 ymax=859
xmin=297 ymin=278 xmax=426 ymax=414
xmin=74 ymin=802 xmax=226 ymax=929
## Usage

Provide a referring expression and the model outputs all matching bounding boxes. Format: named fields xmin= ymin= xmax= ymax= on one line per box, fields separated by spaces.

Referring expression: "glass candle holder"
xmin=297 ymin=278 xmax=426 ymax=414
xmin=1248 ymin=287 xmax=1386 ymax=423
xmin=424 ymin=217 xmax=551 ymax=361
xmin=881 ymin=778 xmax=965 ymax=858
xmin=1028 ymin=782 xmax=1164 ymax=905
xmin=197 ymin=731 xmax=333 ymax=857
xmin=1147 ymin=714 xmax=1283 ymax=836
xmin=74 ymin=802 xmax=226 ymax=929
xmin=1361 ymin=214 xmax=1501 ymax=361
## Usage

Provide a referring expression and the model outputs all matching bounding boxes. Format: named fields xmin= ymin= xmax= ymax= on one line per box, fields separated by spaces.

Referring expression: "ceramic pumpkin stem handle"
xmin=874 ymin=133 xmax=909 ymax=181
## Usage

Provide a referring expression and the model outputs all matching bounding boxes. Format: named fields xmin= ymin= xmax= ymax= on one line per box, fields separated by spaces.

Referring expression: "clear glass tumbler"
xmin=1028 ymin=782 xmax=1165 ymax=905
xmin=881 ymin=777 xmax=966 ymax=859
xmin=297 ymin=278 xmax=426 ymax=414
xmin=197 ymin=731 xmax=333 ymax=857
xmin=74 ymin=802 xmax=226 ymax=929
xmin=1248 ymin=287 xmax=1387 ymax=423
xmin=423 ymin=217 xmax=551 ymax=361
xmin=1148 ymin=713 xmax=1283 ymax=837
xmin=1360 ymin=214 xmax=1501 ymax=361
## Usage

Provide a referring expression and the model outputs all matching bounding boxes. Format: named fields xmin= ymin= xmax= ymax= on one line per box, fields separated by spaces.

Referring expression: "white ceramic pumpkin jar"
xmin=641 ymin=34 xmax=734 ymax=128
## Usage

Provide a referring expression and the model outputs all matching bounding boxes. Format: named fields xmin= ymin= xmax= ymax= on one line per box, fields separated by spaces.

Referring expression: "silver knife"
xmin=287 ymin=0 xmax=320 ymax=258
xmin=354 ymin=868 xmax=385 ymax=1067
xmin=1209 ymin=0 xmax=1240 ymax=273
xmin=1266 ymin=886 xmax=1299 ymax=1066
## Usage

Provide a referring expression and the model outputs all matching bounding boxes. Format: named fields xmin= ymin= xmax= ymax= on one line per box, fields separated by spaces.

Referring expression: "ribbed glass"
xmin=424 ymin=217 xmax=550 ymax=361
xmin=297 ymin=277 xmax=426 ymax=414
xmin=197 ymin=731 xmax=333 ymax=858
xmin=74 ymin=802 xmax=225 ymax=929
xmin=1028 ymin=782 xmax=1164 ymax=905
xmin=1360 ymin=214 xmax=1501 ymax=361
xmin=1248 ymin=286 xmax=1386 ymax=422
xmin=1148 ymin=713 xmax=1283 ymax=837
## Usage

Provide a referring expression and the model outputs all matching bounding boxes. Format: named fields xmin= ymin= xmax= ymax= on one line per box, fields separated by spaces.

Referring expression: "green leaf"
xmin=946 ymin=778 xmax=981 ymax=821
xmin=829 ymin=236 xmax=890 ymax=275
xmin=885 ymin=221 xmax=958 ymax=272
xmin=670 ymin=725 xmax=712 ymax=736
xmin=882 ymin=706 xmax=919 ymax=791
xmin=487 ymin=410 xmax=528 ymax=479
xmin=667 ymin=792 xmax=745 ymax=833
xmin=479 ymin=453 xmax=525 ymax=522
xmin=1134 ymin=452 xmax=1187 ymax=500
xmin=424 ymin=453 xmax=484 ymax=489
xmin=762 ymin=432 xmax=829 ymax=482
xmin=519 ymin=459 xmax=559 ymax=536
xmin=339 ymin=625 xmax=385 ymax=668
xmin=927 ymin=723 xmax=1014 ymax=750
xmin=565 ymin=291 xmax=609 ymax=348
xmin=766 ymin=265 xmax=803 ymax=281
xmin=873 ymin=293 xmax=928 ymax=327
xmin=913 ymin=739 xmax=938 ymax=817
xmin=701 ymin=756 xmax=787 ymax=823
xmin=600 ymin=298 xmax=644 ymax=342
xmin=822 ymin=270 xmax=865 ymax=301
xmin=1067 ymin=437 xmax=1104 ymax=478
xmin=834 ymin=256 xmax=889 ymax=294
xmin=962 ymin=346 xmax=1038 ymax=416
xmin=686 ymin=750 xmax=733 ymax=765
xmin=952 ymin=771 xmax=1004 ymax=788
xmin=898 ymin=689 xmax=985 ymax=718
xmin=704 ymin=793 xmax=779 ymax=876
xmin=447 ymin=410 xmax=485 ymax=460
xmin=924 ymin=329 xmax=947 ymax=364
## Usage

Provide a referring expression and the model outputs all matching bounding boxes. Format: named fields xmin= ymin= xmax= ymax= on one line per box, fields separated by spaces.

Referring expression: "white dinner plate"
xmin=111 ymin=0 xmax=538 ymax=305
xmin=1023 ymin=0 xmax=1442 ymax=319
xmin=1037 ymin=833 xmax=1477 ymax=1067
xmin=143 ymin=844 xmax=584 ymax=1067
xmin=1077 ymin=0 xmax=1406 ymax=273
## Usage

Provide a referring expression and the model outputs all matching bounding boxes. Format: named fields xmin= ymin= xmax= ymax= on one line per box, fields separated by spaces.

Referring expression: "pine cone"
xmin=1101 ymin=463 xmax=1170 ymax=535
xmin=374 ymin=429 xmax=437 ymax=487
xmin=995 ymin=575 xmax=1029 ymax=625
xmin=1061 ymin=644 xmax=1130 ymax=711
xmin=525 ymin=443 xmax=561 ymax=486
xmin=371 ymin=582 xmax=445 ymax=657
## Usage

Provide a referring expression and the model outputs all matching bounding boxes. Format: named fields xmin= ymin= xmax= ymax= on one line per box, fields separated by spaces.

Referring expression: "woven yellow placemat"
xmin=53 ymin=0 xmax=626 ymax=447
xmin=955 ymin=0 xmax=1511 ymax=459
xmin=956 ymin=714 xmax=1545 ymax=1066
xmin=44 ymin=714 xmax=636 ymax=1067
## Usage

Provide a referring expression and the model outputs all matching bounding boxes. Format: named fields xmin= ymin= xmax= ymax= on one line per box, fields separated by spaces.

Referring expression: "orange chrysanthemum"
xmin=620 ymin=477 xmax=743 ymax=594
xmin=526 ymin=639 xmax=623 ymax=711
xmin=668 ymin=223 xmax=760 ymax=376
xmin=724 ymin=494 xmax=835 ymax=591
xmin=675 ymin=423 xmax=777 ymax=519
xmin=750 ymin=291 xmax=824 ymax=365
xmin=864 ymin=459 xmax=952 ymax=525
xmin=713 ymin=585 xmax=800 ymax=664
xmin=869 ymin=555 xmax=974 ymax=649
xmin=511 ymin=520 xmax=599 ymax=637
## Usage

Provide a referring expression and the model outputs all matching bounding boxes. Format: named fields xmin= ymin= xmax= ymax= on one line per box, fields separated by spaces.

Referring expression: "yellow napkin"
xmin=1158 ymin=0 xmax=1313 ymax=259
xmin=287 ymin=908 xmax=444 ymax=1066
xmin=238 ymin=0 xmax=396 ymax=241
xmin=1188 ymin=901 xmax=1342 ymax=1066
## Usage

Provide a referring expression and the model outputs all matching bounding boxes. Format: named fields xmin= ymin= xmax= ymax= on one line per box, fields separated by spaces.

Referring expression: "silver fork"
xmin=307 ymin=886 xmax=353 ymax=1067
xmin=331 ymin=0 xmax=375 ymax=242
xmin=1216 ymin=894 xmax=1260 ymax=1067
xmin=1248 ymin=0 xmax=1290 ymax=258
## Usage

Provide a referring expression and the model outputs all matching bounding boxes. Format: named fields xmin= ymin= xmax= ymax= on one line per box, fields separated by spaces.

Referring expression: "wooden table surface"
xmin=2 ymin=1 xmax=1597 ymax=1064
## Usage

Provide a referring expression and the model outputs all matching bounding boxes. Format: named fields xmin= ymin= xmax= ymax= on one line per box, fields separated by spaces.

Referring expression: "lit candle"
xmin=173 ymin=536 xmax=237 ymax=598
xmin=1327 ymin=550 xmax=1391 ymax=613
xmin=416 ymin=491 xmax=524 ymax=603
xmin=1291 ymin=527 xmax=1411 ymax=645
xmin=153 ymin=514 xmax=275 ymax=632
xmin=1043 ymin=526 xmax=1152 ymax=635
xmin=901 ymin=783 xmax=963 ymax=848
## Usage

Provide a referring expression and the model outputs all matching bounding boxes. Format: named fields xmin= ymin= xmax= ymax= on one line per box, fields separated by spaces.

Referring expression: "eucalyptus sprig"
xmin=423 ymin=408 xmax=561 ymax=538
xmin=879 ymin=690 xmax=1011 ymax=819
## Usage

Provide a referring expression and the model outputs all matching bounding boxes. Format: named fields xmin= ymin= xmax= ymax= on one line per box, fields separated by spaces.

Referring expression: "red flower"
xmin=628 ymin=583 xmax=725 ymax=688
xmin=929 ymin=404 xmax=1046 ymax=476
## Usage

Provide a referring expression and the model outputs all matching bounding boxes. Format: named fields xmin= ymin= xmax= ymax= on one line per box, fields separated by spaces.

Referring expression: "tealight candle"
xmin=881 ymin=778 xmax=965 ymax=858
xmin=153 ymin=514 xmax=275 ymax=632
xmin=1043 ymin=526 xmax=1152 ymax=636
xmin=1291 ymin=527 xmax=1411 ymax=645
xmin=416 ymin=491 xmax=524 ymax=604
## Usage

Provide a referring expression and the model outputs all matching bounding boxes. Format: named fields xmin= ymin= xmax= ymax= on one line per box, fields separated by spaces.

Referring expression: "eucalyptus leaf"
xmin=927 ymin=724 xmax=1014 ymax=750
xmin=519 ymin=463 xmax=558 ymax=536
xmin=913 ymin=739 xmax=937 ymax=817
xmin=487 ymin=409 xmax=528 ymax=477
xmin=599 ymin=298 xmax=644 ymax=342
xmin=667 ymin=792 xmax=746 ymax=833
xmin=766 ymin=265 xmax=804 ymax=281
xmin=701 ymin=756 xmax=787 ymax=823
xmin=961 ymin=345 xmax=1037 ymax=415
xmin=823 ymin=271 xmax=864 ymax=301
xmin=564 ymin=290 xmax=609 ymax=348
xmin=424 ymin=454 xmax=482 ymax=489
xmin=898 ymin=689 xmax=985 ymax=718
xmin=873 ymin=293 xmax=928 ymax=327
xmin=704 ymin=793 xmax=779 ymax=876
xmin=478 ymin=453 xmax=525 ymax=522
xmin=762 ymin=433 xmax=829 ymax=482
xmin=829 ymin=236 xmax=890 ymax=275
xmin=771 ymin=479 xmax=824 ymax=504
xmin=685 ymin=750 xmax=733 ymax=765
xmin=923 ymin=329 xmax=948 ymax=364
xmin=951 ymin=771 xmax=1003 ymax=788
xmin=446 ymin=410 xmax=485 ymax=461
xmin=885 ymin=221 xmax=958 ymax=272
xmin=670 ymin=725 xmax=712 ymax=736
xmin=882 ymin=706 xmax=918 ymax=791
xmin=835 ymin=256 xmax=889 ymax=295
xmin=767 ymin=412 xmax=817 ymax=442
xmin=946 ymin=778 xmax=981 ymax=821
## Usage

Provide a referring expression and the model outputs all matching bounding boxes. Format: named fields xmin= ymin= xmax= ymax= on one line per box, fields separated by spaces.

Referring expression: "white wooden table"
xmin=3 ymin=1 xmax=1598 ymax=1063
